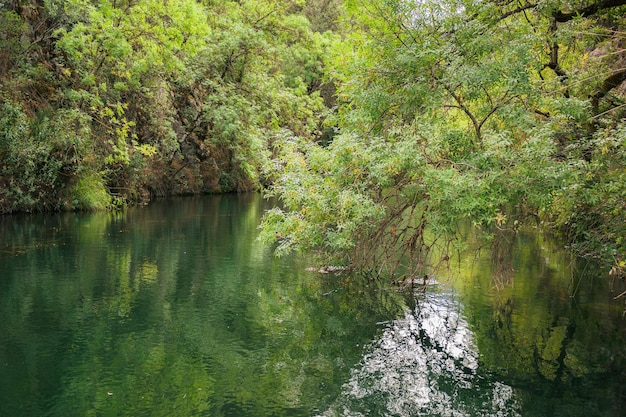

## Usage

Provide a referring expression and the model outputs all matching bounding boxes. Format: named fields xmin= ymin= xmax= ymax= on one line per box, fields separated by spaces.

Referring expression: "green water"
xmin=0 ymin=195 xmax=624 ymax=416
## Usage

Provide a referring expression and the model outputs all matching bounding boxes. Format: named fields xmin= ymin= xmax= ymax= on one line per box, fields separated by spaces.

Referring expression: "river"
xmin=0 ymin=194 xmax=624 ymax=416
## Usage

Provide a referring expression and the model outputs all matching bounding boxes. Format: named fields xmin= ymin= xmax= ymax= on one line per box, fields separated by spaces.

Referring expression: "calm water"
xmin=0 ymin=194 xmax=625 ymax=416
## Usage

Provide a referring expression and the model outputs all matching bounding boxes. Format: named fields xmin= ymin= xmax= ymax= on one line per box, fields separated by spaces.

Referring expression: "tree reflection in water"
xmin=320 ymin=291 xmax=520 ymax=417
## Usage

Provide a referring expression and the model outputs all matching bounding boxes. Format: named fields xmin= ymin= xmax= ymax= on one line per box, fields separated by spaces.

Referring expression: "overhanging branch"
xmin=494 ymin=0 xmax=626 ymax=22
xmin=554 ymin=0 xmax=626 ymax=22
xmin=498 ymin=2 xmax=538 ymax=21
xmin=592 ymin=67 xmax=626 ymax=113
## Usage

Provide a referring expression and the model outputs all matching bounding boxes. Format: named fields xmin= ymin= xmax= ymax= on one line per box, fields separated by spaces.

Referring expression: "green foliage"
xmin=0 ymin=0 xmax=331 ymax=209
xmin=68 ymin=170 xmax=111 ymax=211
xmin=2 ymin=0 xmax=625 ymax=276
xmin=171 ymin=0 xmax=330 ymax=191
xmin=0 ymin=100 xmax=94 ymax=213
xmin=551 ymin=120 xmax=626 ymax=267
xmin=0 ymin=10 xmax=27 ymax=74
xmin=262 ymin=0 xmax=626 ymax=276
xmin=260 ymin=134 xmax=387 ymax=258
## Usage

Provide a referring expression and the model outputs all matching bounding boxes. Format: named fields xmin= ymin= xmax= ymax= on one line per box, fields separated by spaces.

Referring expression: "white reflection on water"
xmin=319 ymin=292 xmax=520 ymax=417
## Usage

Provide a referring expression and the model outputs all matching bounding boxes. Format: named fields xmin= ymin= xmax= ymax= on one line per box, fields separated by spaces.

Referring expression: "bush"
xmin=0 ymin=100 xmax=97 ymax=213
xmin=67 ymin=171 xmax=111 ymax=211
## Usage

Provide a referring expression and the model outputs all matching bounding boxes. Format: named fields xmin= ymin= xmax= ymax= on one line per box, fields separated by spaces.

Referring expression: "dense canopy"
xmin=1 ymin=0 xmax=625 ymax=276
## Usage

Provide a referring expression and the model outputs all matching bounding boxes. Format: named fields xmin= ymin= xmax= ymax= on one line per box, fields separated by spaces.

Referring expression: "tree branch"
xmin=496 ymin=0 xmax=626 ymax=23
xmin=554 ymin=0 xmax=626 ymax=22
xmin=592 ymin=67 xmax=626 ymax=113
xmin=498 ymin=2 xmax=538 ymax=21
xmin=443 ymin=86 xmax=482 ymax=146
xmin=544 ymin=18 xmax=570 ymax=97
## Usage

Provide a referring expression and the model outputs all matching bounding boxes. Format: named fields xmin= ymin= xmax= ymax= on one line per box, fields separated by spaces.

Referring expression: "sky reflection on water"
xmin=320 ymin=291 xmax=520 ymax=417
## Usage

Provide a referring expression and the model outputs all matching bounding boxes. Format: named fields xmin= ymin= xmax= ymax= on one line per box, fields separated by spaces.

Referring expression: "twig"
xmin=613 ymin=289 xmax=626 ymax=300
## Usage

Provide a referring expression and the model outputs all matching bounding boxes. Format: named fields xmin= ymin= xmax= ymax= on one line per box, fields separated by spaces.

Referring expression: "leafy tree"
xmin=261 ymin=0 xmax=626 ymax=277
xmin=169 ymin=0 xmax=330 ymax=192
xmin=0 ymin=0 xmax=333 ymax=209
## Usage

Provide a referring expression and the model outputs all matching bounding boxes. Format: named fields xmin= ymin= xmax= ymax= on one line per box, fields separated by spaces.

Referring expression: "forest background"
xmin=1 ymin=0 xmax=626 ymax=277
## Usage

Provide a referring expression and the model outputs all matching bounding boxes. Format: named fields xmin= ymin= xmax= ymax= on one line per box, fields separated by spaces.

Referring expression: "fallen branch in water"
xmin=613 ymin=289 xmax=626 ymax=300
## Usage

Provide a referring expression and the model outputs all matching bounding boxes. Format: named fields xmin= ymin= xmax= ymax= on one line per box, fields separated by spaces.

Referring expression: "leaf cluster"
xmin=263 ymin=0 xmax=626 ymax=277
xmin=0 ymin=0 xmax=333 ymax=209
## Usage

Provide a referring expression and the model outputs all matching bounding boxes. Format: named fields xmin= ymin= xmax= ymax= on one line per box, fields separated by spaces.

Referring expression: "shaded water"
xmin=0 ymin=195 xmax=625 ymax=416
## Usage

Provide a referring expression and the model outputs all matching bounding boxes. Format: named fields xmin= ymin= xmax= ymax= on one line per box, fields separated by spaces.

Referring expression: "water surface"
xmin=0 ymin=195 xmax=624 ymax=416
